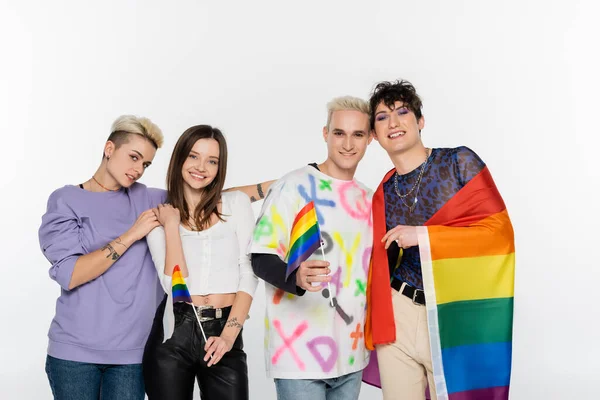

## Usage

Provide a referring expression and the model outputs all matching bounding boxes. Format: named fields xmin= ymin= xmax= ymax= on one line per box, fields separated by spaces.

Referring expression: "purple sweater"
xmin=39 ymin=183 xmax=167 ymax=364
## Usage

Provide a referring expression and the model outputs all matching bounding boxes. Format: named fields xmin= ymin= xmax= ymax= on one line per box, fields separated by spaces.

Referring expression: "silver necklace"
xmin=393 ymin=148 xmax=431 ymax=213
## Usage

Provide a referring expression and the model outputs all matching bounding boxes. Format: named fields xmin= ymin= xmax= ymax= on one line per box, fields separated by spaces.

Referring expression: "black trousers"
xmin=143 ymin=296 xmax=248 ymax=400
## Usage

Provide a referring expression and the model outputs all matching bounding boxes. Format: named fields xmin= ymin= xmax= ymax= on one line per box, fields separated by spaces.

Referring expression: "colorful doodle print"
xmin=250 ymin=166 xmax=373 ymax=378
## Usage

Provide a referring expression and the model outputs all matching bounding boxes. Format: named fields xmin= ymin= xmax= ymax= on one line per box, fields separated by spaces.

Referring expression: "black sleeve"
xmin=251 ymin=253 xmax=306 ymax=296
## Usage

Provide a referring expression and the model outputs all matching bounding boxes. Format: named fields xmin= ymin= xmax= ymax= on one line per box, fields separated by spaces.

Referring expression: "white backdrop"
xmin=1 ymin=1 xmax=598 ymax=399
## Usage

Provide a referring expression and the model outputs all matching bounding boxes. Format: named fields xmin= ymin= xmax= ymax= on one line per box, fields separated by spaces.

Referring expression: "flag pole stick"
xmin=314 ymin=208 xmax=334 ymax=308
xmin=320 ymin=244 xmax=334 ymax=307
xmin=189 ymin=303 xmax=213 ymax=359
xmin=172 ymin=265 xmax=212 ymax=358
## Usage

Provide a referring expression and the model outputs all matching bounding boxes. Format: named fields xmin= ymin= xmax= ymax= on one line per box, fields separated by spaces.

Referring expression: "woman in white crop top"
xmin=142 ymin=125 xmax=265 ymax=400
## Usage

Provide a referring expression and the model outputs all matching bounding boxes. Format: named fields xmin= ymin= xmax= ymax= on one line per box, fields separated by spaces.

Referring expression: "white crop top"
xmin=147 ymin=190 xmax=258 ymax=298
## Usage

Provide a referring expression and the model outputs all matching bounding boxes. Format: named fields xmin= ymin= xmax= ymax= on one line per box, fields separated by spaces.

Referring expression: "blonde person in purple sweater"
xmin=39 ymin=115 xmax=166 ymax=400
xmin=39 ymin=116 xmax=270 ymax=400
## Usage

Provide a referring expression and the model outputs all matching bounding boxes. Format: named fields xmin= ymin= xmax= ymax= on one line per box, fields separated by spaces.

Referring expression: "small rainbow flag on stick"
xmin=171 ymin=265 xmax=192 ymax=303
xmin=286 ymin=202 xmax=332 ymax=305
xmin=170 ymin=265 xmax=209 ymax=345
xmin=286 ymin=202 xmax=323 ymax=278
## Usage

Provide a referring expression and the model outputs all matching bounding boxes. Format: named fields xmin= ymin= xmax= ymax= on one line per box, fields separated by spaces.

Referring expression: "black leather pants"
xmin=143 ymin=297 xmax=248 ymax=400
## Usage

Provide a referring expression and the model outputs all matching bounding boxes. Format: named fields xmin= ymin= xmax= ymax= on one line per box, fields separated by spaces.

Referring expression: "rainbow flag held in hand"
xmin=171 ymin=265 xmax=192 ymax=303
xmin=286 ymin=201 xmax=322 ymax=279
xmin=163 ymin=265 xmax=210 ymax=344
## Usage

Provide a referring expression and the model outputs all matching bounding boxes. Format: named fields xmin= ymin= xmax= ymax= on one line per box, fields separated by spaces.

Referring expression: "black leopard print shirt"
xmin=384 ymin=146 xmax=486 ymax=289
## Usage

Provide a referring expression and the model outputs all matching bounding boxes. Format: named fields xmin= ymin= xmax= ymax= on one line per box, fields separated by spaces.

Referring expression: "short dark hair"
xmin=368 ymin=80 xmax=423 ymax=129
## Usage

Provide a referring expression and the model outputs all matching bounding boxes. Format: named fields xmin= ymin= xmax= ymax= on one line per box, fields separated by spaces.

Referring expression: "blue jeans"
xmin=274 ymin=370 xmax=362 ymax=400
xmin=45 ymin=355 xmax=144 ymax=400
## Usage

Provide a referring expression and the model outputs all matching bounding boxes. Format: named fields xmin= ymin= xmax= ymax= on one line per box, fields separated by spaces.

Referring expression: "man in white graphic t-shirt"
xmin=250 ymin=96 xmax=374 ymax=400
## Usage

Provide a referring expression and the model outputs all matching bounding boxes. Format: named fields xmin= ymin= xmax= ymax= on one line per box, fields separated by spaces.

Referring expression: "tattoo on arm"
xmin=114 ymin=237 xmax=128 ymax=250
xmin=250 ymin=196 xmax=257 ymax=202
xmin=225 ymin=317 xmax=243 ymax=330
xmin=257 ymin=183 xmax=264 ymax=199
xmin=100 ymin=243 xmax=121 ymax=261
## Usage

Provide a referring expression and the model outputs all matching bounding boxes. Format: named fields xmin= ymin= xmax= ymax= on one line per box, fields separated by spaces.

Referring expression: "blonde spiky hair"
xmin=326 ymin=96 xmax=370 ymax=130
xmin=109 ymin=115 xmax=164 ymax=149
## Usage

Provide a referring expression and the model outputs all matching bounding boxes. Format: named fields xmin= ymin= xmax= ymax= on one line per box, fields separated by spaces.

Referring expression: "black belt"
xmin=391 ymin=278 xmax=426 ymax=306
xmin=173 ymin=303 xmax=231 ymax=322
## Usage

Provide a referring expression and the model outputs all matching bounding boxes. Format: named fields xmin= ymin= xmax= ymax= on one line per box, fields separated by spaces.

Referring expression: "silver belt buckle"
xmin=196 ymin=305 xmax=214 ymax=322
xmin=195 ymin=305 xmax=224 ymax=322
xmin=412 ymin=289 xmax=424 ymax=306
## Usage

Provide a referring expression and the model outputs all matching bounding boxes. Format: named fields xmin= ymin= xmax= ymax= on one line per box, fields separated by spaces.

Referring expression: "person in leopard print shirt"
xmin=363 ymin=80 xmax=512 ymax=400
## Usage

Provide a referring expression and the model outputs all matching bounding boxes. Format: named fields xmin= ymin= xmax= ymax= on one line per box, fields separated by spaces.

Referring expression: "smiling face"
xmin=104 ymin=134 xmax=157 ymax=187
xmin=323 ymin=109 xmax=372 ymax=176
xmin=166 ymin=125 xmax=228 ymax=229
xmin=372 ymin=100 xmax=425 ymax=156
xmin=180 ymin=138 xmax=220 ymax=191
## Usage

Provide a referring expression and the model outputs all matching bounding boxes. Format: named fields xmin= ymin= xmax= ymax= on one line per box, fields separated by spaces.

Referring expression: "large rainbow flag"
xmin=286 ymin=201 xmax=322 ymax=279
xmin=364 ymin=166 xmax=515 ymax=400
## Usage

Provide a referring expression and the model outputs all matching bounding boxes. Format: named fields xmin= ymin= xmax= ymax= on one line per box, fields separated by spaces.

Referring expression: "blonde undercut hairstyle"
xmin=326 ymin=96 xmax=370 ymax=130
xmin=107 ymin=115 xmax=164 ymax=152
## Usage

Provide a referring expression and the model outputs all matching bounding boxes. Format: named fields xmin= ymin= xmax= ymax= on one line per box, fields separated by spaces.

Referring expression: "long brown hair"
xmin=166 ymin=125 xmax=228 ymax=230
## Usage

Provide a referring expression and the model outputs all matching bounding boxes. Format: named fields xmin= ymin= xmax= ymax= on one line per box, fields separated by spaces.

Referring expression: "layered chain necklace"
xmin=393 ymin=148 xmax=431 ymax=213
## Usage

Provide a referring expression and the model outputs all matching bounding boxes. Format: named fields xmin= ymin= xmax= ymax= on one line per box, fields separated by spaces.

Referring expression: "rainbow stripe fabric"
xmin=286 ymin=201 xmax=322 ymax=279
xmin=365 ymin=166 xmax=515 ymax=399
xmin=171 ymin=265 xmax=192 ymax=304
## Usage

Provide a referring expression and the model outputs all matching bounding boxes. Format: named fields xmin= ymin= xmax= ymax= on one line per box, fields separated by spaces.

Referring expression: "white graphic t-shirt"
xmin=250 ymin=165 xmax=373 ymax=379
